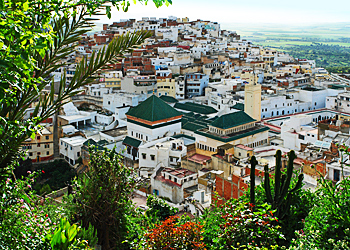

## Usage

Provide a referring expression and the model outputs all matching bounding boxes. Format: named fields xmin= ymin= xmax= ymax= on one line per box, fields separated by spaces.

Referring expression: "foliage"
xmin=263 ymin=151 xmax=303 ymax=221
xmin=291 ymin=177 xmax=350 ymax=249
xmin=0 ymin=171 xmax=66 ymax=249
xmin=144 ymin=216 xmax=206 ymax=250
xmin=247 ymin=150 xmax=311 ymax=246
xmin=46 ymin=218 xmax=92 ymax=250
xmin=39 ymin=183 xmax=53 ymax=196
xmin=146 ymin=194 xmax=178 ymax=221
xmin=36 ymin=159 xmax=77 ymax=192
xmin=124 ymin=206 xmax=161 ymax=248
xmin=264 ymin=42 xmax=350 ymax=72
xmin=215 ymin=201 xmax=284 ymax=250
xmin=0 ymin=0 xmax=170 ymax=181
xmin=71 ymin=146 xmax=137 ymax=249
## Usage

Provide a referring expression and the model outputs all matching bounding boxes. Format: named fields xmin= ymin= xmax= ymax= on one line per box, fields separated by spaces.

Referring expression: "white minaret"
xmin=244 ymin=70 xmax=261 ymax=121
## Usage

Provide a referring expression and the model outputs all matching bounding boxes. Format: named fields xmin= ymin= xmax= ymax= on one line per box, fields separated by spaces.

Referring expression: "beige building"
xmin=244 ymin=82 xmax=261 ymax=122
xmin=157 ymin=79 xmax=176 ymax=97
xmin=193 ymin=111 xmax=269 ymax=157
xmin=22 ymin=124 xmax=54 ymax=162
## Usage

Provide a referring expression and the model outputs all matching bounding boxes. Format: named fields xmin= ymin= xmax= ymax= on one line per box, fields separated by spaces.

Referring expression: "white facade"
xmin=261 ymin=87 xmax=344 ymax=119
xmin=186 ymin=73 xmax=209 ymax=97
xmin=139 ymin=137 xmax=187 ymax=177
xmin=127 ymin=120 xmax=182 ymax=142
xmin=103 ymin=92 xmax=144 ymax=112
xmin=281 ymin=114 xmax=317 ymax=151
xmin=151 ymin=167 xmax=198 ymax=204
xmin=59 ymin=136 xmax=87 ymax=165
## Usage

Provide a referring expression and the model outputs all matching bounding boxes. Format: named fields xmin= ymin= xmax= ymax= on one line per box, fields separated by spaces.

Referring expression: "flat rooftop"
xmin=101 ymin=126 xmax=128 ymax=138
xmin=188 ymin=154 xmax=211 ymax=163
xmin=60 ymin=136 xmax=87 ymax=146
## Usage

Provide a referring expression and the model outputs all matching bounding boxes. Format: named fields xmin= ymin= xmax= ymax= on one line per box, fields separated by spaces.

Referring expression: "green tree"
xmin=0 ymin=0 xmax=171 ymax=182
xmin=247 ymin=151 xmax=314 ymax=246
xmin=146 ymin=194 xmax=178 ymax=221
xmin=71 ymin=146 xmax=137 ymax=249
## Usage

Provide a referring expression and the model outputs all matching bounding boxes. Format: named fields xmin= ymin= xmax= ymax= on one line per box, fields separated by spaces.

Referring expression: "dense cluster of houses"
xmin=22 ymin=16 xmax=350 ymax=212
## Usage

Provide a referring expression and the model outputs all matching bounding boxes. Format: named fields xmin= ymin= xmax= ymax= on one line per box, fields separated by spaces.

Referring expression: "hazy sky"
xmin=97 ymin=0 xmax=350 ymax=26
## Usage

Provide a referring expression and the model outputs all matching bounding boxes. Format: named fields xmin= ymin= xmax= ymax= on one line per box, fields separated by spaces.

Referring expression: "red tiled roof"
xmin=155 ymin=176 xmax=182 ymax=187
xmin=162 ymin=167 xmax=196 ymax=178
xmin=188 ymin=154 xmax=211 ymax=163
xmin=236 ymin=144 xmax=253 ymax=151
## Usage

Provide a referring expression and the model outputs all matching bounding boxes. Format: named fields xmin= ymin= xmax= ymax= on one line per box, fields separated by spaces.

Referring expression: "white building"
xmin=138 ymin=137 xmax=187 ymax=177
xmin=122 ymin=95 xmax=183 ymax=161
xmin=281 ymin=114 xmax=318 ymax=151
xmin=186 ymin=73 xmax=209 ymax=97
xmin=59 ymin=136 xmax=87 ymax=165
xmin=103 ymin=91 xmax=145 ymax=113
xmin=326 ymin=92 xmax=350 ymax=113
xmin=151 ymin=167 xmax=198 ymax=204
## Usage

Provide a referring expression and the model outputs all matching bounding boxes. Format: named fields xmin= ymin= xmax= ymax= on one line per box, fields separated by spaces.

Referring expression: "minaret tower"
xmin=244 ymin=69 xmax=261 ymax=121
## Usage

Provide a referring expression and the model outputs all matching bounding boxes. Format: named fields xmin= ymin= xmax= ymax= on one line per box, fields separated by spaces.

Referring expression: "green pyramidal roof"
xmin=210 ymin=111 xmax=256 ymax=129
xmin=126 ymin=95 xmax=182 ymax=122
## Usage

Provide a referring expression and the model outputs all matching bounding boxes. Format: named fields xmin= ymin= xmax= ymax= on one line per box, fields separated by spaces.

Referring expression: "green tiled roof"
xmin=126 ymin=95 xmax=182 ymax=122
xmin=172 ymin=134 xmax=196 ymax=141
xmin=182 ymin=121 xmax=207 ymax=132
xmin=83 ymin=139 xmax=105 ymax=150
xmin=210 ymin=111 xmax=255 ymax=129
xmin=174 ymin=102 xmax=217 ymax=115
xmin=195 ymin=126 xmax=269 ymax=143
xmin=159 ymin=95 xmax=179 ymax=103
xmin=83 ymin=139 xmax=97 ymax=146
xmin=232 ymin=103 xmax=244 ymax=111
xmin=122 ymin=136 xmax=142 ymax=148
xmin=181 ymin=112 xmax=212 ymax=132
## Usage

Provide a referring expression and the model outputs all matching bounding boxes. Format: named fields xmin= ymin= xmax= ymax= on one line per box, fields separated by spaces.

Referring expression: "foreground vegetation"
xmin=1 ymin=146 xmax=350 ymax=249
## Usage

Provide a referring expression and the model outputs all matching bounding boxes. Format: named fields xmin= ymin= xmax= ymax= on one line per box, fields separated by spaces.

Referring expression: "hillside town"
xmin=22 ymin=16 xmax=350 ymax=214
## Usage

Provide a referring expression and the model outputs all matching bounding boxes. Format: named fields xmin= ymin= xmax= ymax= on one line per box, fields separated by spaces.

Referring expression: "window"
xmin=298 ymin=134 xmax=305 ymax=140
xmin=44 ymin=144 xmax=50 ymax=148
xmin=142 ymin=153 xmax=146 ymax=159
xmin=29 ymin=152 xmax=33 ymax=156
xmin=61 ymin=141 xmax=62 ymax=145
xmin=70 ymin=146 xmax=72 ymax=150
xmin=127 ymin=146 xmax=131 ymax=154
xmin=45 ymin=136 xmax=49 ymax=140
xmin=77 ymin=152 xmax=80 ymax=157
xmin=37 ymin=143 xmax=40 ymax=147
xmin=174 ymin=177 xmax=177 ymax=183
xmin=47 ymin=151 xmax=50 ymax=155
xmin=150 ymin=155 xmax=155 ymax=161
xmin=37 ymin=136 xmax=40 ymax=140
